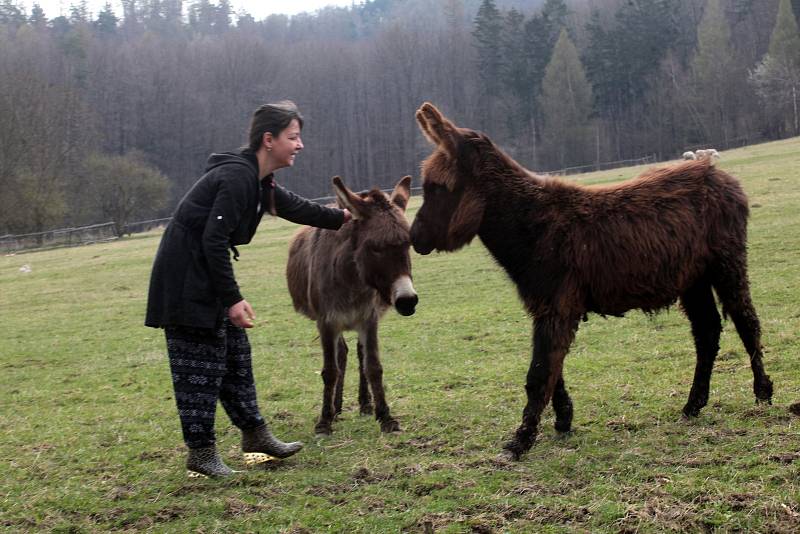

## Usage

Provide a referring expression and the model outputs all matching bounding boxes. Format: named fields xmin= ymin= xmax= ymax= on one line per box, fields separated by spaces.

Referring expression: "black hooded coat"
xmin=145 ymin=149 xmax=344 ymax=328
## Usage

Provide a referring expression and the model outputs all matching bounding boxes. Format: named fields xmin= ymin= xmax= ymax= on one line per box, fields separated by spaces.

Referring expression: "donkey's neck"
xmin=476 ymin=163 xmax=553 ymax=292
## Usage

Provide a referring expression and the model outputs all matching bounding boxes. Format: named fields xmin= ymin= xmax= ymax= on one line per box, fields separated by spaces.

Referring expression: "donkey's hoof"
xmin=682 ymin=403 xmax=702 ymax=418
xmin=497 ymin=448 xmax=519 ymax=462
xmin=314 ymin=423 xmax=332 ymax=438
xmin=554 ymin=421 xmax=572 ymax=433
xmin=501 ymin=438 xmax=527 ymax=461
xmin=380 ymin=418 xmax=401 ymax=433
xmin=359 ymin=404 xmax=374 ymax=416
xmin=754 ymin=377 xmax=774 ymax=405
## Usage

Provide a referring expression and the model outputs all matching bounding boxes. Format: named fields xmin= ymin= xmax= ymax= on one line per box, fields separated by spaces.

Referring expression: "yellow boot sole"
xmin=243 ymin=452 xmax=276 ymax=466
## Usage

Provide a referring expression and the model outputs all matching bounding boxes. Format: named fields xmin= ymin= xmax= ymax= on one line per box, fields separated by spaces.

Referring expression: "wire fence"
xmin=540 ymin=154 xmax=657 ymax=177
xmin=1 ymin=222 xmax=119 ymax=254
xmin=2 ymin=154 xmax=659 ymax=254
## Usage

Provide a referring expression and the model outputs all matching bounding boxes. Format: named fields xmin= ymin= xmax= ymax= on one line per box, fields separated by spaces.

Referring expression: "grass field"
xmin=1 ymin=138 xmax=799 ymax=533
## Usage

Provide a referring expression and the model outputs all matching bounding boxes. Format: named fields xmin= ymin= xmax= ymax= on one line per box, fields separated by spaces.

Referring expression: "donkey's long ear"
xmin=416 ymin=102 xmax=459 ymax=157
xmin=332 ymin=176 xmax=367 ymax=220
xmin=390 ymin=175 xmax=412 ymax=212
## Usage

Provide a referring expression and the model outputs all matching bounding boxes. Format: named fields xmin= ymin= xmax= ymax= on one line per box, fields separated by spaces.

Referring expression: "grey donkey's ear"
xmin=332 ymin=176 xmax=366 ymax=220
xmin=416 ymin=102 xmax=460 ymax=157
xmin=390 ymin=176 xmax=412 ymax=212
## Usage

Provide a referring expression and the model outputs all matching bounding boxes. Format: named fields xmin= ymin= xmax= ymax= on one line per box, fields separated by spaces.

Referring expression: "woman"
xmin=145 ymin=101 xmax=351 ymax=477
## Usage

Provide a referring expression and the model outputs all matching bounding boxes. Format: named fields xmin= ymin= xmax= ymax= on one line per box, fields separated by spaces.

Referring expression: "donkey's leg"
xmin=356 ymin=340 xmax=373 ymax=415
xmin=333 ymin=336 xmax=348 ymax=418
xmin=680 ymin=278 xmax=722 ymax=417
xmin=552 ymin=374 xmax=573 ymax=433
xmin=315 ymin=323 xmax=340 ymax=436
xmin=712 ymin=260 xmax=773 ymax=404
xmin=359 ymin=320 xmax=400 ymax=433
xmin=502 ymin=315 xmax=578 ymax=460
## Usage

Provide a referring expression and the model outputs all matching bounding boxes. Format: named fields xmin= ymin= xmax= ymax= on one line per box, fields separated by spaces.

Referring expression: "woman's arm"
xmin=272 ymin=184 xmax=346 ymax=229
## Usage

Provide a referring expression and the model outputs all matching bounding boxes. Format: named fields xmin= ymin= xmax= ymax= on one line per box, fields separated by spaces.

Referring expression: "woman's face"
xmin=268 ymin=119 xmax=303 ymax=169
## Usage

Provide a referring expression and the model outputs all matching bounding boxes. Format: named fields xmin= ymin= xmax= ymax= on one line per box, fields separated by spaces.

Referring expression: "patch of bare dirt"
xmin=769 ymin=452 xmax=800 ymax=464
xmin=352 ymin=466 xmax=392 ymax=484
xmin=105 ymin=484 xmax=136 ymax=501
xmin=411 ymin=481 xmax=448 ymax=496
xmin=223 ymin=496 xmax=270 ymax=517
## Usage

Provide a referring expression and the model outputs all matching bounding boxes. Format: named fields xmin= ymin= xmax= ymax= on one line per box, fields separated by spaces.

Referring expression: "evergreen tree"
xmin=500 ymin=8 xmax=528 ymax=139
xmin=539 ymin=29 xmax=593 ymax=169
xmin=583 ymin=9 xmax=618 ymax=116
xmin=0 ymin=0 xmax=26 ymax=26
xmin=691 ymin=0 xmax=737 ymax=145
xmin=541 ymin=0 xmax=568 ymax=43
xmin=584 ymin=0 xmax=682 ymax=158
xmin=472 ymin=0 xmax=502 ymax=129
xmin=94 ymin=3 xmax=119 ymax=35
xmin=29 ymin=3 xmax=47 ymax=26
xmin=69 ymin=0 xmax=89 ymax=24
xmin=769 ymin=0 xmax=800 ymax=61
xmin=750 ymin=0 xmax=800 ymax=136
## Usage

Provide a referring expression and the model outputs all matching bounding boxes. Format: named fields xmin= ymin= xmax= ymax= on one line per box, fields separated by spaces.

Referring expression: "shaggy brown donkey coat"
xmin=410 ymin=103 xmax=773 ymax=460
xmin=287 ymin=176 xmax=417 ymax=436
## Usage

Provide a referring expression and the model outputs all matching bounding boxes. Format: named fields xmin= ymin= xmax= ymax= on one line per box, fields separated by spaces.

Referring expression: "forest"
xmin=1 ymin=0 xmax=798 ymax=235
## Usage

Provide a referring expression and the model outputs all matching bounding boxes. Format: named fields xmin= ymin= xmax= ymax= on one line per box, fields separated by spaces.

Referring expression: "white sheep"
xmin=682 ymin=151 xmax=696 ymax=160
xmin=695 ymin=148 xmax=720 ymax=160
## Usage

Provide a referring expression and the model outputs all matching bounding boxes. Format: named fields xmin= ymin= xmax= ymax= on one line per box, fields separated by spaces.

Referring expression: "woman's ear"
xmin=262 ymin=132 xmax=273 ymax=151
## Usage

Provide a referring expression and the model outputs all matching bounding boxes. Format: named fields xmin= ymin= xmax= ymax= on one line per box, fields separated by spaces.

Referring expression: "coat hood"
xmin=204 ymin=150 xmax=258 ymax=175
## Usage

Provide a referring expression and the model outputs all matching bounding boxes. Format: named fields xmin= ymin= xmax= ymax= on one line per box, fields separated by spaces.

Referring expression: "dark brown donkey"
xmin=411 ymin=102 xmax=773 ymax=460
xmin=287 ymin=176 xmax=418 ymax=436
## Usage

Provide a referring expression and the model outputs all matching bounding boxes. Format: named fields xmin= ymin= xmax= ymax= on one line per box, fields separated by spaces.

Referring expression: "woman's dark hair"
xmin=247 ymin=100 xmax=304 ymax=152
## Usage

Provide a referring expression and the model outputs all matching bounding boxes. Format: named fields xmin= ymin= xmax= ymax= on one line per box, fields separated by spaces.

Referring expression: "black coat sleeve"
xmin=273 ymin=184 xmax=345 ymax=229
xmin=201 ymin=171 xmax=248 ymax=307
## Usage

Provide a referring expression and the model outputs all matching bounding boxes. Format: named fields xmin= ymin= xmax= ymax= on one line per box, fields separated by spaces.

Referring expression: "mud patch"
xmin=224 ymin=496 xmax=270 ymax=517
xmin=352 ymin=466 xmax=393 ymax=484
xmin=769 ymin=452 xmax=800 ymax=464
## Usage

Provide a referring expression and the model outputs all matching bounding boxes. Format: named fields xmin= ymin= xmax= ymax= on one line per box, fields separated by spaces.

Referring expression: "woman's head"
xmin=247 ymin=100 xmax=304 ymax=152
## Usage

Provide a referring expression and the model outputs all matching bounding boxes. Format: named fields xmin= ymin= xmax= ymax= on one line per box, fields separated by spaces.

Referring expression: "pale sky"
xmin=30 ymin=1 xmax=358 ymax=20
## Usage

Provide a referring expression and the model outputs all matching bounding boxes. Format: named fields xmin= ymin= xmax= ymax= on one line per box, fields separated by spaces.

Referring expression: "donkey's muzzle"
xmin=395 ymin=294 xmax=418 ymax=316
xmin=392 ymin=276 xmax=418 ymax=316
xmin=410 ymin=222 xmax=434 ymax=255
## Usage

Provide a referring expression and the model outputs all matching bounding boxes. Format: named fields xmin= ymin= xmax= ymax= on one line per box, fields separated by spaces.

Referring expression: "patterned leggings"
xmin=165 ymin=318 xmax=264 ymax=449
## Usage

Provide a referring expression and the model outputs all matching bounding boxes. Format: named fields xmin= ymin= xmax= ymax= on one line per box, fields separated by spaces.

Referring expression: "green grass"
xmin=1 ymin=138 xmax=799 ymax=533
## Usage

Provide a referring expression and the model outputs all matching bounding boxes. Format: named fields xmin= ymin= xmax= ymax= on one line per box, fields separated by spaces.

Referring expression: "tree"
xmin=0 ymin=0 xmax=26 ymax=27
xmin=539 ymin=29 xmax=593 ymax=169
xmin=0 ymin=26 xmax=95 ymax=235
xmin=94 ymin=3 xmax=119 ymax=35
xmin=472 ymin=0 xmax=502 ymax=129
xmin=750 ymin=0 xmax=800 ymax=137
xmin=690 ymin=0 xmax=738 ymax=145
xmin=29 ymin=3 xmax=47 ymax=26
xmin=82 ymin=151 xmax=170 ymax=237
xmin=499 ymin=9 xmax=528 ymax=141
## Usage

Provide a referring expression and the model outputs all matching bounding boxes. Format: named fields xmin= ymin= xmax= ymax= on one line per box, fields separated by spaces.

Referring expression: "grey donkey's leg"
xmin=359 ymin=320 xmax=399 ymax=433
xmin=315 ymin=323 xmax=341 ymax=436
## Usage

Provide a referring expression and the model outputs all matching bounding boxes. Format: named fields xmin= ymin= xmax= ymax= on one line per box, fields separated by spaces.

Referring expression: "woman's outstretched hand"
xmin=229 ymin=299 xmax=256 ymax=328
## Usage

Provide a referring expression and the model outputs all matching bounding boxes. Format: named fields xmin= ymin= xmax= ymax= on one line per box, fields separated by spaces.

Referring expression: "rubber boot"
xmin=186 ymin=446 xmax=235 ymax=478
xmin=241 ymin=423 xmax=304 ymax=465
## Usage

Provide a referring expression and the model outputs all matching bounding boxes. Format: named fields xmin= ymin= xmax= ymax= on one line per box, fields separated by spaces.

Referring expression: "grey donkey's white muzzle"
xmin=391 ymin=276 xmax=418 ymax=316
